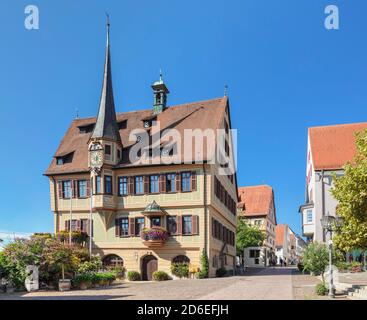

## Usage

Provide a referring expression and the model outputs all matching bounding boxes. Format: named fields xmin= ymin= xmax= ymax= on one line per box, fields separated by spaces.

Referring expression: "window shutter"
xmin=84 ymin=219 xmax=89 ymax=235
xmin=86 ymin=179 xmax=91 ymax=197
xmin=159 ymin=174 xmax=166 ymax=193
xmin=177 ymin=216 xmax=182 ymax=235
xmin=176 ymin=173 xmax=181 ymax=192
xmin=58 ymin=181 xmax=63 ymax=199
xmin=212 ymin=218 xmax=215 ymax=237
xmin=72 ymin=180 xmax=77 ymax=198
xmin=191 ymin=172 xmax=197 ymax=191
xmin=115 ymin=218 xmax=121 ymax=237
xmin=76 ymin=220 xmax=81 ymax=231
xmin=65 ymin=220 xmax=69 ymax=231
xmin=128 ymin=177 xmax=134 ymax=195
xmin=129 ymin=218 xmax=135 ymax=236
xmin=192 ymin=215 xmax=199 ymax=235
xmin=144 ymin=176 xmax=149 ymax=194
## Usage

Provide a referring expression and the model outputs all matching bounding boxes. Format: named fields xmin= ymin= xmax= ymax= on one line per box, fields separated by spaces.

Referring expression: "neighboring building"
xmin=276 ymin=225 xmax=306 ymax=265
xmin=294 ymin=234 xmax=307 ymax=262
xmin=299 ymin=122 xmax=367 ymax=243
xmin=237 ymin=185 xmax=277 ymax=267
xmin=275 ymin=224 xmax=291 ymax=265
xmin=45 ymin=22 xmax=238 ymax=279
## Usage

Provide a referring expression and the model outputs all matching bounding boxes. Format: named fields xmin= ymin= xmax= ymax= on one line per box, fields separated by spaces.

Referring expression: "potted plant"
xmin=73 ymin=273 xmax=93 ymax=290
xmin=45 ymin=243 xmax=74 ymax=291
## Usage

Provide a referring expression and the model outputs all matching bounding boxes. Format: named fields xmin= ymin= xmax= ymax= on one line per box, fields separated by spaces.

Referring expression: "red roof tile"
xmin=275 ymin=224 xmax=286 ymax=247
xmin=309 ymin=122 xmax=367 ymax=170
xmin=45 ymin=97 xmax=228 ymax=175
xmin=237 ymin=185 xmax=274 ymax=217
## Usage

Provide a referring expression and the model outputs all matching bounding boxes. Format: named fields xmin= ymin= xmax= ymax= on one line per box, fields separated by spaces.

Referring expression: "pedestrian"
xmin=279 ymin=258 xmax=283 ymax=267
xmin=349 ymin=254 xmax=353 ymax=263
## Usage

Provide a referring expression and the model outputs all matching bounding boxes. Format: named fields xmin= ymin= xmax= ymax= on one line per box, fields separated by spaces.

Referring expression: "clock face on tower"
xmin=90 ymin=150 xmax=104 ymax=168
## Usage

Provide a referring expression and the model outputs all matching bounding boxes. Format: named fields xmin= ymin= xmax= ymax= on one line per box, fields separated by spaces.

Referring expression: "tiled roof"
xmin=275 ymin=224 xmax=286 ymax=247
xmin=45 ymin=97 xmax=228 ymax=175
xmin=309 ymin=122 xmax=367 ymax=170
xmin=237 ymin=185 xmax=274 ymax=217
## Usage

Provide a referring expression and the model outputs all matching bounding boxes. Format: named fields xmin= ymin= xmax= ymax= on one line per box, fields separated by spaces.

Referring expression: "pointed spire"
xmin=91 ymin=15 xmax=121 ymax=143
xmin=224 ymin=84 xmax=228 ymax=97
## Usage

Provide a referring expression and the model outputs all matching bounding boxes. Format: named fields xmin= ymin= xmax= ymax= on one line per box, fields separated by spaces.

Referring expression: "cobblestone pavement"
xmin=0 ymin=267 xmax=331 ymax=300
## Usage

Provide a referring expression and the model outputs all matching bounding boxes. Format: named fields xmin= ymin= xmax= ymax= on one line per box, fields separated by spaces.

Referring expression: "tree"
xmin=302 ymin=242 xmax=329 ymax=282
xmin=197 ymin=249 xmax=209 ymax=279
xmin=331 ymin=129 xmax=367 ymax=252
xmin=236 ymin=218 xmax=265 ymax=255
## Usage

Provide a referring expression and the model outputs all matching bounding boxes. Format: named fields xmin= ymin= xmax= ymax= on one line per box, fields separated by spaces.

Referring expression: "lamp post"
xmin=320 ymin=213 xmax=344 ymax=298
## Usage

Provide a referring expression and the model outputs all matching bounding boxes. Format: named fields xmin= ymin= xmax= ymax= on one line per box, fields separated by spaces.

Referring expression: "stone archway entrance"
xmin=142 ymin=255 xmax=158 ymax=281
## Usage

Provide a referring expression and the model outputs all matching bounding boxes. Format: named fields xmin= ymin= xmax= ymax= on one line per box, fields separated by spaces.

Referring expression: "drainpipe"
xmin=203 ymin=164 xmax=208 ymax=254
xmin=52 ymin=177 xmax=59 ymax=234
xmin=321 ymin=170 xmax=326 ymax=242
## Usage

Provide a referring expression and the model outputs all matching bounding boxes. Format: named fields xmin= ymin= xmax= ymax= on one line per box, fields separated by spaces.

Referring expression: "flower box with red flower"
xmin=141 ymin=227 xmax=169 ymax=248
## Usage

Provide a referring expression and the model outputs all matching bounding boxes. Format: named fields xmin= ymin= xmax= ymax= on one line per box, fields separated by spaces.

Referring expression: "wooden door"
xmin=142 ymin=255 xmax=158 ymax=281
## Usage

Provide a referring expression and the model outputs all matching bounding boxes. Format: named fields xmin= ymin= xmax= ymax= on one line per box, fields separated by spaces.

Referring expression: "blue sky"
xmin=0 ymin=0 xmax=366 ymax=236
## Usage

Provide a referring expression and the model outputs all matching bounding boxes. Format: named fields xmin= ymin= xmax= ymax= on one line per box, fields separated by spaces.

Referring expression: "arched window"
xmin=102 ymin=254 xmax=124 ymax=267
xmin=172 ymin=255 xmax=190 ymax=264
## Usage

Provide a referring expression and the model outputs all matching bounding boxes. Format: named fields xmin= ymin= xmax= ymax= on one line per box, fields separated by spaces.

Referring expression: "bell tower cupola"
xmin=152 ymin=70 xmax=170 ymax=114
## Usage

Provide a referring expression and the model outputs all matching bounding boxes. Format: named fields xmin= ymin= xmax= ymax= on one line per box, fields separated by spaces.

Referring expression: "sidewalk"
xmin=338 ymin=272 xmax=367 ymax=286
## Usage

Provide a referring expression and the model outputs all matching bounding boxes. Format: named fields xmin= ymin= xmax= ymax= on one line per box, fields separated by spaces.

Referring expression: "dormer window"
xmin=78 ymin=123 xmax=95 ymax=134
xmin=118 ymin=120 xmax=127 ymax=130
xmin=56 ymin=152 xmax=74 ymax=166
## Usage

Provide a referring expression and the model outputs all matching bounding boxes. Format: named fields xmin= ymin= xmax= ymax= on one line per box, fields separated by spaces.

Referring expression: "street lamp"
xmin=320 ymin=213 xmax=344 ymax=298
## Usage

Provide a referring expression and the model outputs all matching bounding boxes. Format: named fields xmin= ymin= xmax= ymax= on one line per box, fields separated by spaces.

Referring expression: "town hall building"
xmin=45 ymin=21 xmax=238 ymax=280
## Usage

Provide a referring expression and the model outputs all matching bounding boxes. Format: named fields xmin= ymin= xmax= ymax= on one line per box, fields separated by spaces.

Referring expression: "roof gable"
xmin=238 ymin=185 xmax=275 ymax=218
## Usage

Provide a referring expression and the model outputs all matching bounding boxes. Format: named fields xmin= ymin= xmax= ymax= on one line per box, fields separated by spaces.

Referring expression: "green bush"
xmin=336 ymin=261 xmax=349 ymax=272
xmin=73 ymin=273 xmax=93 ymax=289
xmin=108 ymin=266 xmax=126 ymax=279
xmin=316 ymin=282 xmax=328 ymax=296
xmin=199 ymin=250 xmax=209 ymax=279
xmin=73 ymin=272 xmax=116 ymax=289
xmin=170 ymin=263 xmax=189 ymax=278
xmin=127 ymin=271 xmax=141 ymax=281
xmin=216 ymin=267 xmax=227 ymax=277
xmin=302 ymin=242 xmax=328 ymax=281
xmin=0 ymin=252 xmax=8 ymax=279
xmin=93 ymin=272 xmax=116 ymax=285
xmin=152 ymin=271 xmax=170 ymax=281
xmin=350 ymin=261 xmax=363 ymax=273
xmin=0 ymin=236 xmax=94 ymax=288
xmin=77 ymin=255 xmax=102 ymax=274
